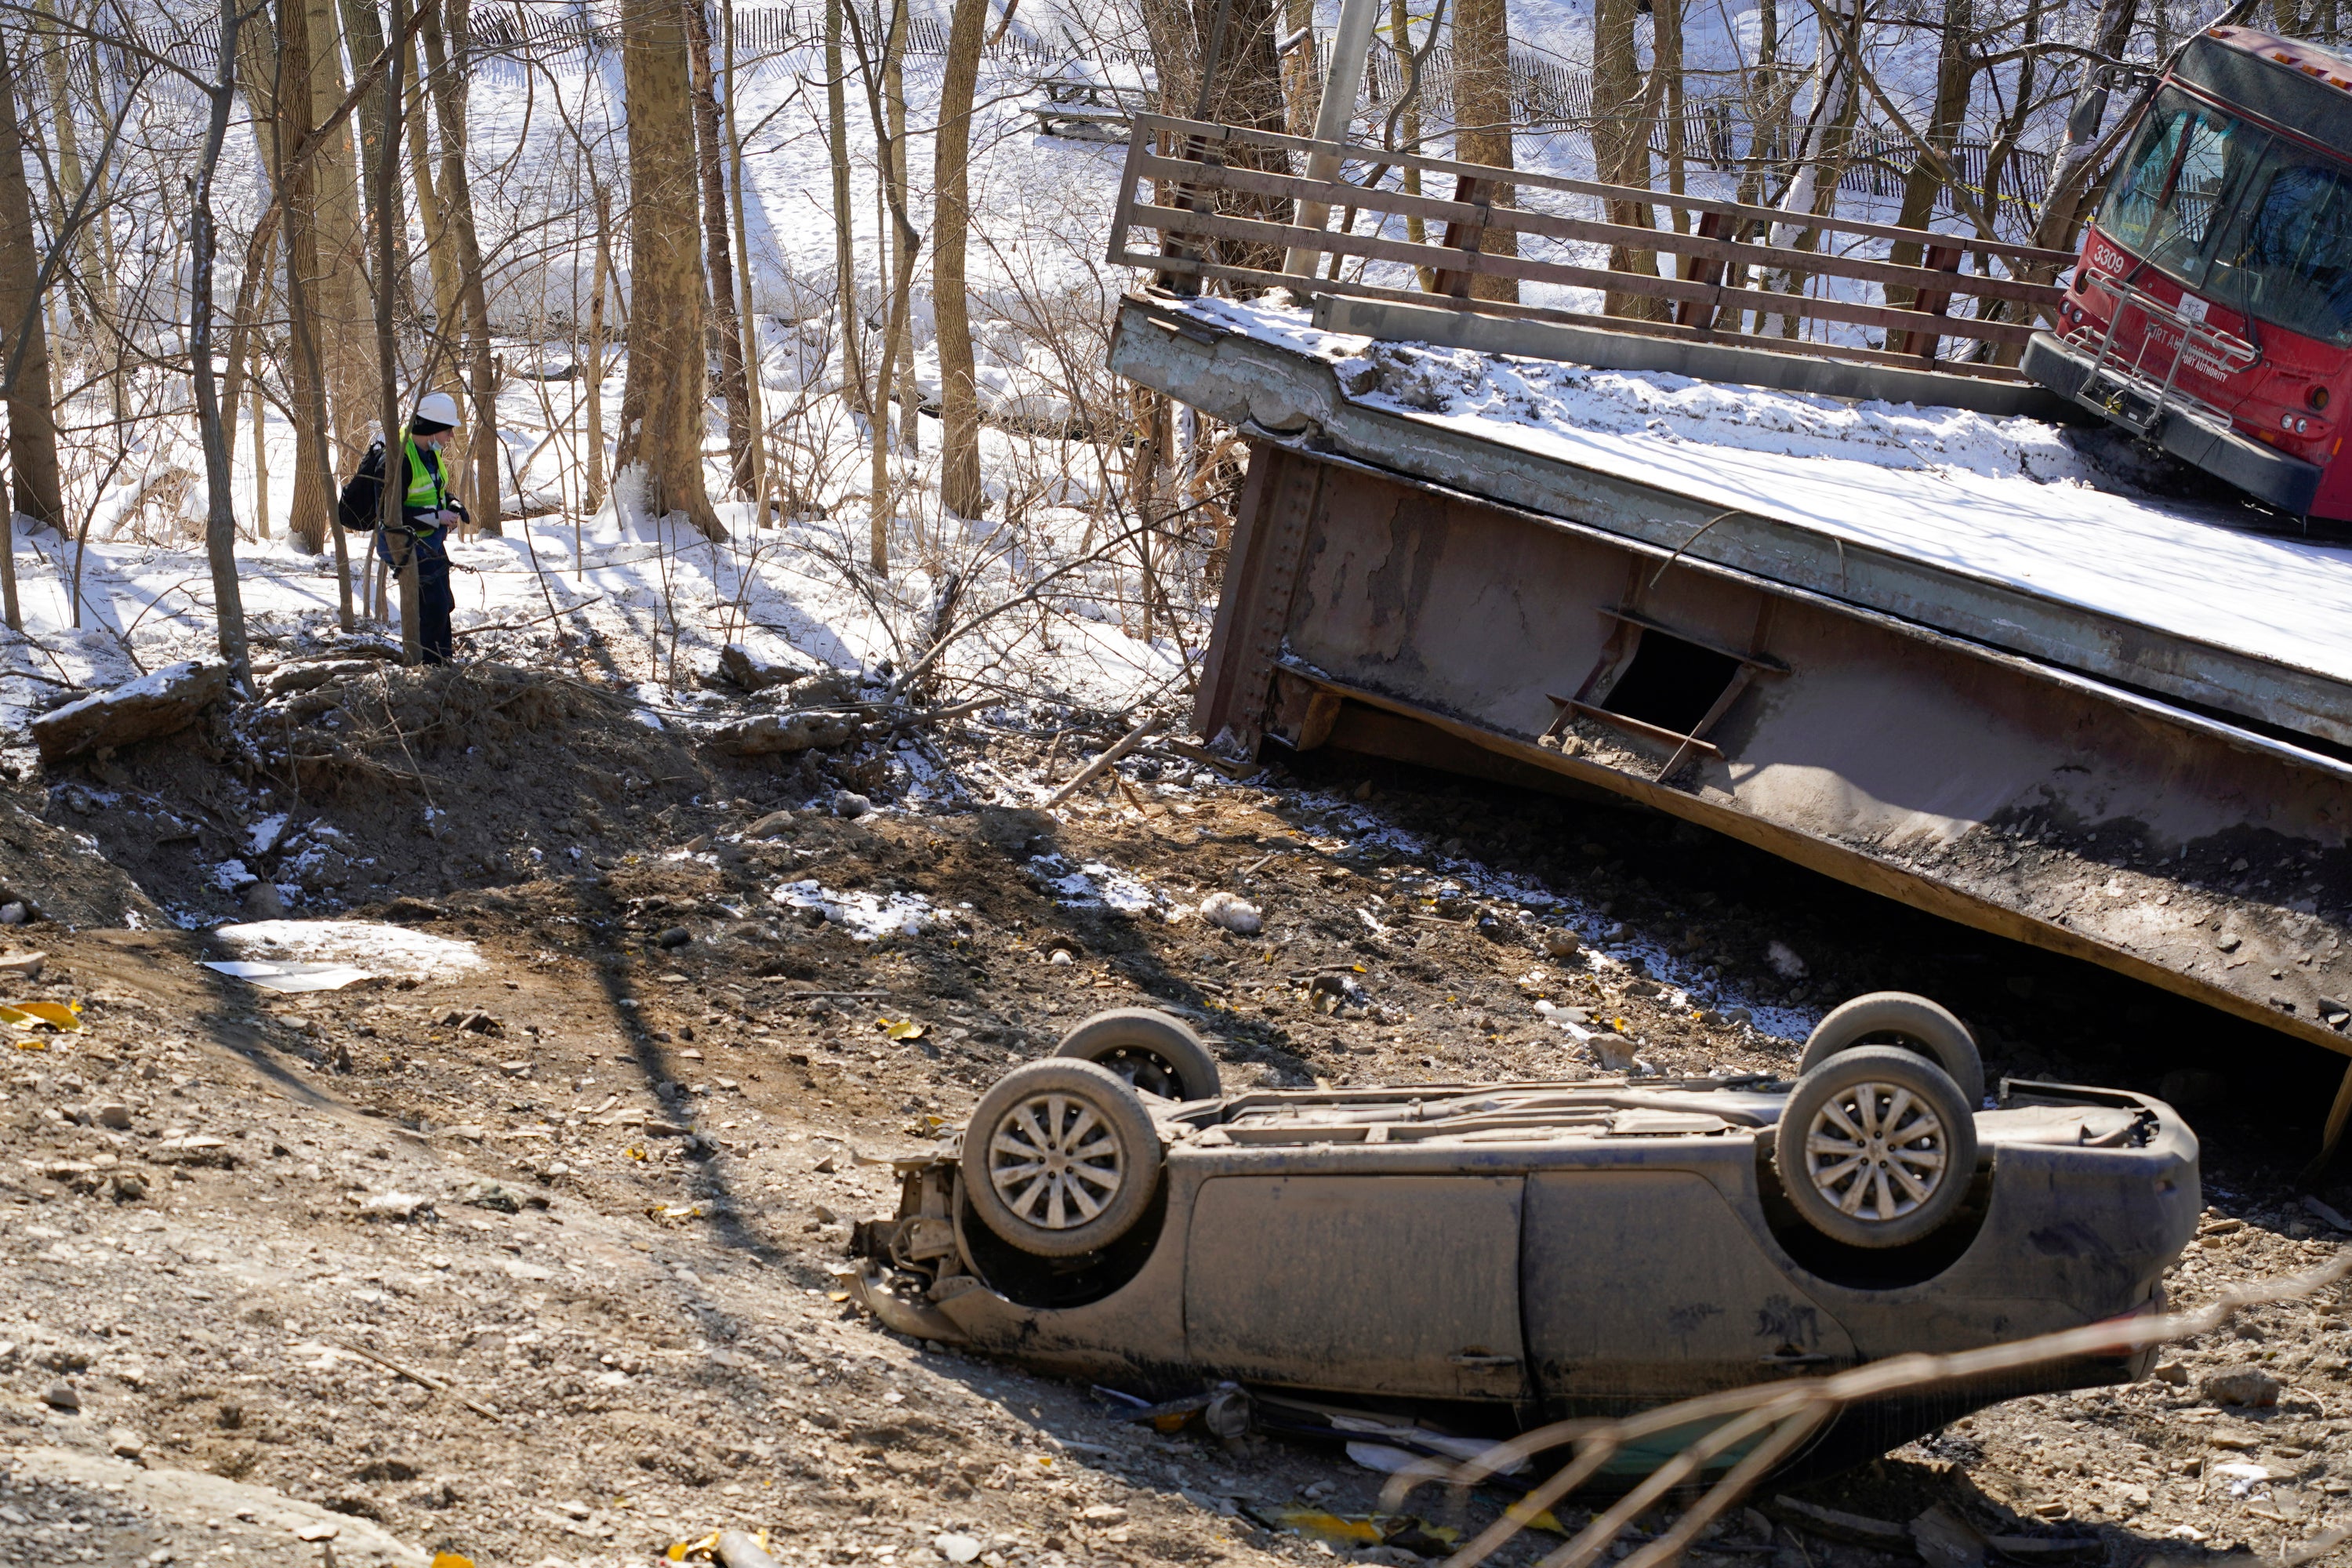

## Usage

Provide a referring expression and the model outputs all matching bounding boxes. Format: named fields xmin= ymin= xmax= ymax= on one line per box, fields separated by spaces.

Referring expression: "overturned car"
xmin=852 ymin=997 xmax=2198 ymax=1475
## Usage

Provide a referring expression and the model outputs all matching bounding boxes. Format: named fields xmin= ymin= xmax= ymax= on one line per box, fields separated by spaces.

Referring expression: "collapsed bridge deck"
xmin=1108 ymin=290 xmax=2352 ymax=1160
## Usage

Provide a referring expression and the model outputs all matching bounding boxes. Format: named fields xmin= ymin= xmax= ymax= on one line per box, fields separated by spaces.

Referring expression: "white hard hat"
xmin=413 ymin=391 xmax=462 ymax=429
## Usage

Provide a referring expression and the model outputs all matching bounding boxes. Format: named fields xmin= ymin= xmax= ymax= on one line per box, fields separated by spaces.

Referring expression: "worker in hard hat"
xmin=336 ymin=391 xmax=470 ymax=663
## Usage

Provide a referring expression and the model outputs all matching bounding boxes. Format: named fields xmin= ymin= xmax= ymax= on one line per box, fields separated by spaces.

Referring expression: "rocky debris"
xmin=267 ymin=658 xmax=385 ymax=697
xmin=240 ymin=879 xmax=288 ymax=919
xmin=833 ymin=789 xmax=872 ymax=818
xmin=7 ymin=1446 xmax=430 ymax=1566
xmin=746 ymin=809 xmax=799 ymax=839
xmin=30 ymin=659 xmax=230 ymax=765
xmin=0 ymin=949 xmax=43 ymax=976
xmin=710 ymin=709 xmax=858 ymax=757
xmin=1201 ymin=891 xmax=1262 ymax=934
xmin=2200 ymin=1366 xmax=2282 ymax=1407
xmin=712 ymin=644 xmax=808 ymax=692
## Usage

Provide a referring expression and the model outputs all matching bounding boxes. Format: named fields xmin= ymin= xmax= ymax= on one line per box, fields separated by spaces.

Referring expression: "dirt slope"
xmin=0 ymin=677 xmax=2346 ymax=1568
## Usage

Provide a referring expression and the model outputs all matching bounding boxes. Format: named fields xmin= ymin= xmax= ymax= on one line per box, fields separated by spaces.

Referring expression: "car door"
xmin=1184 ymin=1174 xmax=1530 ymax=1401
xmin=1522 ymin=1169 xmax=1853 ymax=1408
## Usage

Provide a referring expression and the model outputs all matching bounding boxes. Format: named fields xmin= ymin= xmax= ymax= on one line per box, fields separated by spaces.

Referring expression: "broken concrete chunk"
xmin=746 ymin=810 xmax=799 ymax=840
xmin=710 ymin=710 xmax=858 ymax=757
xmin=31 ymin=659 xmax=231 ymax=765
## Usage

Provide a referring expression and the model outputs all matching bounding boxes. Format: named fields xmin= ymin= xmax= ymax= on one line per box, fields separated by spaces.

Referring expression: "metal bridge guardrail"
xmin=1111 ymin=114 xmax=2072 ymax=381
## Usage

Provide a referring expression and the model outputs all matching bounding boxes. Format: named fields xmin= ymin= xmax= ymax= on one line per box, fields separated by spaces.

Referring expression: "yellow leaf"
xmin=0 ymin=1005 xmax=31 ymax=1026
xmin=626 ymin=1145 xmax=647 ymax=1161
xmin=16 ymin=1003 xmax=80 ymax=1031
xmin=431 ymin=1555 xmax=476 ymax=1568
xmin=12 ymin=1039 xmax=44 ymax=1051
xmin=885 ymin=1021 xmax=926 ymax=1040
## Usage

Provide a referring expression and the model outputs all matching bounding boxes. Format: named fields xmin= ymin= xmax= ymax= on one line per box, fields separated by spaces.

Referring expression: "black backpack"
xmin=337 ymin=441 xmax=388 ymax=533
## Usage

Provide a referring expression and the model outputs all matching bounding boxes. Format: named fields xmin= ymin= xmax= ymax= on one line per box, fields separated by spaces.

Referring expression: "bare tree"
xmin=618 ymin=0 xmax=724 ymax=539
xmin=685 ymin=0 xmax=756 ymax=499
xmin=826 ymin=0 xmax=866 ymax=416
xmin=422 ymin=0 xmax=499 ymax=535
xmin=0 ymin=24 xmax=64 ymax=539
xmin=188 ymin=0 xmax=252 ymax=688
xmin=933 ymin=0 xmax=988 ymax=521
xmin=1451 ymin=0 xmax=1517 ymax=301
xmin=1591 ymin=0 xmax=1668 ymax=316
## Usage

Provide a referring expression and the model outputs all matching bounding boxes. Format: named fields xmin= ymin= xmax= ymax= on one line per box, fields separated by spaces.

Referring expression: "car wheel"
xmin=1775 ymin=1045 xmax=1980 ymax=1250
xmin=962 ymin=1059 xmax=1164 ymax=1258
xmin=1798 ymin=992 xmax=1985 ymax=1109
xmin=1054 ymin=1007 xmax=1223 ymax=1102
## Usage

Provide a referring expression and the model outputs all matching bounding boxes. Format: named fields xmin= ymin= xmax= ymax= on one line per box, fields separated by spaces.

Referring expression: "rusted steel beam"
xmin=1199 ymin=441 xmax=2352 ymax=1074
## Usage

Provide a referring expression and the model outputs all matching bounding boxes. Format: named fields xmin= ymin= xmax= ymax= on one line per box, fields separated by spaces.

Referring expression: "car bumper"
xmin=2024 ymin=331 xmax=2322 ymax=516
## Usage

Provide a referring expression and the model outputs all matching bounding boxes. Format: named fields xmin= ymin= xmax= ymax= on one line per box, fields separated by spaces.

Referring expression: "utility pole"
xmin=1280 ymin=0 xmax=1383 ymax=280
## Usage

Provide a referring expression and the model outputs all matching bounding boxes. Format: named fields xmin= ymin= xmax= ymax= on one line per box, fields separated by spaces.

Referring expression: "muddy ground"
xmin=0 ymin=649 xmax=2346 ymax=1568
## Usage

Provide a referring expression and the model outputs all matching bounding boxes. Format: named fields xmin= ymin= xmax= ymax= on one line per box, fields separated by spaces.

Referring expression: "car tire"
xmin=1798 ymin=992 xmax=1985 ymax=1109
xmin=1054 ymin=1007 xmax=1223 ymax=1102
xmin=962 ymin=1058 xmax=1164 ymax=1258
xmin=1774 ymin=1044 xmax=1980 ymax=1250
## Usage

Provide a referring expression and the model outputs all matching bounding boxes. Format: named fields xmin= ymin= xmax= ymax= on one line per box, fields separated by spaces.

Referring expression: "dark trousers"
xmin=415 ymin=555 xmax=455 ymax=664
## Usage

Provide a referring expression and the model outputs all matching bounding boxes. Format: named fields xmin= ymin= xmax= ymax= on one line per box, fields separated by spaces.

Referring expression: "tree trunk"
xmin=369 ymin=0 xmax=418 ymax=661
xmin=1887 ymin=0 xmax=1975 ymax=305
xmin=1451 ymin=0 xmax=1517 ymax=301
xmin=1389 ymin=0 xmax=1426 ymax=257
xmin=1142 ymin=0 xmax=1294 ymax=276
xmin=423 ymin=0 xmax=499 ymax=535
xmin=826 ymin=0 xmax=866 ymax=415
xmin=242 ymin=3 xmax=330 ymax=554
xmin=585 ymin=179 xmax=612 ymax=511
xmin=305 ymin=0 xmax=376 ymax=472
xmin=619 ymin=0 xmax=724 ymax=539
xmin=251 ymin=341 xmax=271 ymax=540
xmin=32 ymin=0 xmax=108 ymax=349
xmin=271 ymin=0 xmax=353 ymax=620
xmin=193 ymin=0 xmax=254 ymax=689
xmin=883 ymin=0 xmax=917 ymax=453
xmin=340 ymin=0 xmax=417 ymax=328
xmin=1759 ymin=0 xmax=1864 ymax=336
xmin=0 ymin=25 xmax=63 ymax=539
xmin=2031 ymin=0 xmax=2142 ymax=263
xmin=1590 ymin=0 xmax=1660 ymax=316
xmin=685 ymin=0 xmax=755 ymax=498
xmin=934 ymin=0 xmax=987 ymax=521
xmin=402 ymin=27 xmax=463 ymax=358
xmin=1280 ymin=0 xmax=1319 ymax=136
xmin=721 ymin=0 xmax=765 ymax=502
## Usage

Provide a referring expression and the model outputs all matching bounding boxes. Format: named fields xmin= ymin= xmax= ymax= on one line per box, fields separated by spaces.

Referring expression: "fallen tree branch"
xmin=1399 ymin=1252 xmax=2352 ymax=1568
xmin=1045 ymin=712 xmax=1162 ymax=810
xmin=453 ymin=595 xmax=607 ymax=638
xmin=332 ymin=1341 xmax=504 ymax=1421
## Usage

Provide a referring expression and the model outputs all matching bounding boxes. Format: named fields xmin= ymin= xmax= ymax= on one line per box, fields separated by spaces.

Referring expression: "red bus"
xmin=2025 ymin=25 xmax=2352 ymax=523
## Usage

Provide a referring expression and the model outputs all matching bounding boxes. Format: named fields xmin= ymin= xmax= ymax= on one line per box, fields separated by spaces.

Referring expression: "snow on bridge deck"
xmin=1127 ymin=294 xmax=2352 ymax=748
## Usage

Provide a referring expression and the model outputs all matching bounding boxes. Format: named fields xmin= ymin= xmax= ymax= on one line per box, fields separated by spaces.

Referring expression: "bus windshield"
xmin=2099 ymin=84 xmax=2352 ymax=344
